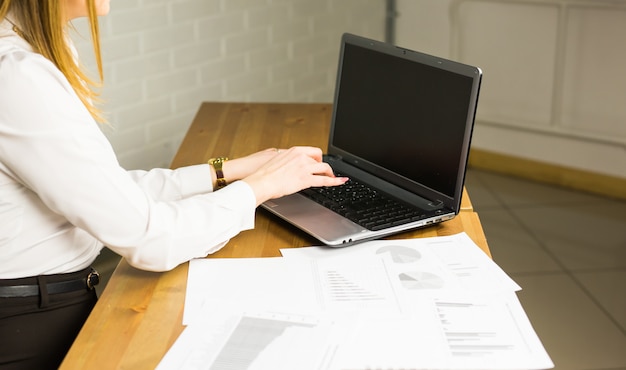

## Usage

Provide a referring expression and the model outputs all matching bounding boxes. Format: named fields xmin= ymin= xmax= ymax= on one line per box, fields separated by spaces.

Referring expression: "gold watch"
xmin=208 ymin=157 xmax=229 ymax=190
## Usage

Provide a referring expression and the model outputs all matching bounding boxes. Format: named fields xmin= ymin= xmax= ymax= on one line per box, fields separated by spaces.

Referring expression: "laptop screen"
xmin=329 ymin=35 xmax=481 ymax=201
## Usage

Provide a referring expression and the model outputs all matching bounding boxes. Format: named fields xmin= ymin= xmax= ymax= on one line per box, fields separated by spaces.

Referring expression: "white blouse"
xmin=0 ymin=19 xmax=256 ymax=278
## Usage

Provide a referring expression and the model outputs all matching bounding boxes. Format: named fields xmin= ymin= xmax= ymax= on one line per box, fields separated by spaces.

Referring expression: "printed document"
xmin=159 ymin=232 xmax=553 ymax=370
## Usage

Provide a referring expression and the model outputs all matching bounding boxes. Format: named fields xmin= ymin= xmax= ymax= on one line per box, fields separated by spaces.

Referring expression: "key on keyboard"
xmin=300 ymin=179 xmax=427 ymax=231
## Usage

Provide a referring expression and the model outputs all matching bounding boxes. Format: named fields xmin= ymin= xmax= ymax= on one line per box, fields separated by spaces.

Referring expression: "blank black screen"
xmin=331 ymin=43 xmax=474 ymax=198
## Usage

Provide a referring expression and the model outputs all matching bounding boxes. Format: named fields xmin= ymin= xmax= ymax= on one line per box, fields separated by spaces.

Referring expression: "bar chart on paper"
xmin=324 ymin=269 xmax=386 ymax=301
xmin=314 ymin=257 xmax=401 ymax=313
xmin=435 ymin=297 xmax=532 ymax=359
xmin=159 ymin=312 xmax=335 ymax=370
xmin=209 ymin=315 xmax=321 ymax=370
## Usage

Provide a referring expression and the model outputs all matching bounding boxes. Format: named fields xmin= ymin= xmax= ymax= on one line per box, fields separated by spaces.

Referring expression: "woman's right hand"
xmin=241 ymin=146 xmax=348 ymax=206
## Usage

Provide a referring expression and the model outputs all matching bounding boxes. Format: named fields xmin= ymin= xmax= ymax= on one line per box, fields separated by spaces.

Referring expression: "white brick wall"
xmin=71 ymin=0 xmax=385 ymax=170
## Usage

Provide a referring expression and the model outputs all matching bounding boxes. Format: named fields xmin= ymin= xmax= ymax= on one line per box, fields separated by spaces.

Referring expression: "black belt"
xmin=0 ymin=268 xmax=100 ymax=298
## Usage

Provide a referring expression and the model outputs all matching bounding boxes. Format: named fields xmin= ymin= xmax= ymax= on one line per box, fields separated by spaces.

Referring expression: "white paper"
xmin=162 ymin=293 xmax=553 ymax=370
xmin=282 ymin=232 xmax=521 ymax=293
xmin=162 ymin=233 xmax=553 ymax=370
xmin=331 ymin=292 xmax=554 ymax=370
xmin=183 ymin=254 xmax=404 ymax=325
xmin=183 ymin=257 xmax=315 ymax=325
xmin=158 ymin=311 xmax=344 ymax=370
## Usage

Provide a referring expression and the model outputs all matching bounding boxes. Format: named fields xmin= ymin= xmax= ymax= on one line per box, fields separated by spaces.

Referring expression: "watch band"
xmin=208 ymin=157 xmax=229 ymax=189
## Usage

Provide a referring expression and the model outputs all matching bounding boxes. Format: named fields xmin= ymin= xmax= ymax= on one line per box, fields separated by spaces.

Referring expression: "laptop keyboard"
xmin=300 ymin=177 xmax=429 ymax=231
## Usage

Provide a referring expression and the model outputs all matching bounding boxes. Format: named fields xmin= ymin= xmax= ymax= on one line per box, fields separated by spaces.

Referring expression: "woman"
xmin=0 ymin=1 xmax=347 ymax=368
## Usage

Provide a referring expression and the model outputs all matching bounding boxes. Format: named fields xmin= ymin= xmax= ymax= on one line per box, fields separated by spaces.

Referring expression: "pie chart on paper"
xmin=398 ymin=271 xmax=445 ymax=289
xmin=375 ymin=245 xmax=421 ymax=263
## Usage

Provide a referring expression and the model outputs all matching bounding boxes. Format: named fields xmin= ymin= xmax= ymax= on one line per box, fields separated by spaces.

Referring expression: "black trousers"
xmin=0 ymin=268 xmax=98 ymax=370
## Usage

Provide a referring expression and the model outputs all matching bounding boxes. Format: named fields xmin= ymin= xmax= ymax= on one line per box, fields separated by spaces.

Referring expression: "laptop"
xmin=261 ymin=33 xmax=482 ymax=246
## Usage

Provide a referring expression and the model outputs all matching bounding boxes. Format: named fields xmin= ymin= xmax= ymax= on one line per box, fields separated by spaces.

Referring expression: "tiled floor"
xmin=464 ymin=168 xmax=626 ymax=370
xmin=93 ymin=168 xmax=626 ymax=369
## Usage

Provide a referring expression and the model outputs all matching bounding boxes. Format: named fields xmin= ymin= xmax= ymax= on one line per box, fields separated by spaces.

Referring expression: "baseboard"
xmin=468 ymin=149 xmax=626 ymax=201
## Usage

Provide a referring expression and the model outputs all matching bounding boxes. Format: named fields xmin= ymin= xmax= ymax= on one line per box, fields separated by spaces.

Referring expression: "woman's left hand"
xmin=220 ymin=147 xmax=281 ymax=183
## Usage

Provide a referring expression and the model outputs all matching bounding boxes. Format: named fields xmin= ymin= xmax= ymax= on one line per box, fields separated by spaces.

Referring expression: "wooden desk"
xmin=61 ymin=102 xmax=489 ymax=369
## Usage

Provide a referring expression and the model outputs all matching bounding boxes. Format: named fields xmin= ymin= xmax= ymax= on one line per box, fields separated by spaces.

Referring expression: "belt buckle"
xmin=87 ymin=268 xmax=100 ymax=290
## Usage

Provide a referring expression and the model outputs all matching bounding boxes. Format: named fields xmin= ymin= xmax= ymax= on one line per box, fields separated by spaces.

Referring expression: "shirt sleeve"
xmin=127 ymin=165 xmax=215 ymax=201
xmin=0 ymin=48 xmax=256 ymax=272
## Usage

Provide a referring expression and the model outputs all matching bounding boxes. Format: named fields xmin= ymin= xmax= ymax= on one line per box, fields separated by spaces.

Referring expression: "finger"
xmin=309 ymin=162 xmax=336 ymax=177
xmin=288 ymin=146 xmax=323 ymax=162
xmin=309 ymin=175 xmax=349 ymax=188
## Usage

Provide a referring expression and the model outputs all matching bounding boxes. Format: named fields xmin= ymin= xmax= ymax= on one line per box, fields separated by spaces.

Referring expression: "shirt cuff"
xmin=212 ymin=180 xmax=257 ymax=229
xmin=202 ymin=180 xmax=257 ymax=255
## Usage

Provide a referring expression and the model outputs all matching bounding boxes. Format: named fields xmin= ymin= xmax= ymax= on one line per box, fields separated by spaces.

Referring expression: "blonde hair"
xmin=0 ymin=0 xmax=105 ymax=123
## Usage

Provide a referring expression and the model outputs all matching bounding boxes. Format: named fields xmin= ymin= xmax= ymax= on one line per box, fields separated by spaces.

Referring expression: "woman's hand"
xmin=221 ymin=148 xmax=280 ymax=183
xmin=239 ymin=146 xmax=348 ymax=206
